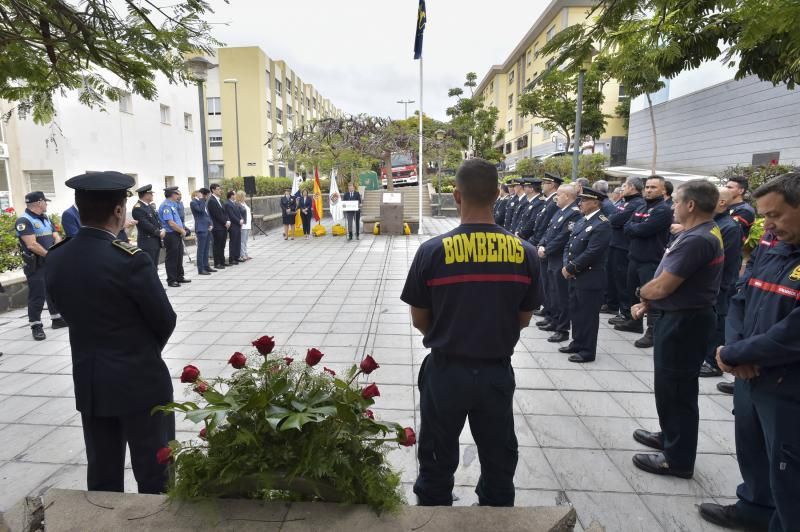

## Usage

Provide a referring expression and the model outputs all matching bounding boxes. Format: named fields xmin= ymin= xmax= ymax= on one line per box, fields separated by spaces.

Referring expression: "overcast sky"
xmin=209 ymin=1 xmax=550 ymax=121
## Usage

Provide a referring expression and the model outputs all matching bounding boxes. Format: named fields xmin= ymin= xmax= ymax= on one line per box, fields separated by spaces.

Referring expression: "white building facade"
xmin=0 ymin=73 xmax=203 ymax=216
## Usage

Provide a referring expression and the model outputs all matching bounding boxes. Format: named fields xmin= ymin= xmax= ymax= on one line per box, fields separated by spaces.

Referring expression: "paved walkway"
xmin=0 ymin=218 xmax=738 ymax=531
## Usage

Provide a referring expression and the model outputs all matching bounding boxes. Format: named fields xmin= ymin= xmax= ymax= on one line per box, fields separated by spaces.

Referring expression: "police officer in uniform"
xmin=607 ymin=177 xmax=646 ymax=320
xmin=159 ymin=187 xmax=190 ymax=287
xmin=561 ymin=188 xmax=612 ymax=363
xmin=515 ymin=178 xmax=544 ymax=240
xmin=502 ymin=178 xmax=524 ymax=231
xmin=537 ymin=184 xmax=581 ymax=343
xmin=725 ymin=175 xmax=756 ymax=245
xmin=698 ymin=173 xmax=800 ymax=532
xmin=509 ymin=178 xmax=532 ymax=233
xmin=493 ymin=184 xmax=510 ymax=226
xmin=44 ymin=171 xmax=176 ymax=494
xmin=131 ymin=184 xmax=165 ymax=267
xmin=530 ymin=173 xmax=561 ymax=321
xmin=15 ymin=191 xmax=66 ymax=340
xmin=628 ymin=180 xmax=723 ymax=479
xmin=401 ymin=158 xmax=542 ymax=507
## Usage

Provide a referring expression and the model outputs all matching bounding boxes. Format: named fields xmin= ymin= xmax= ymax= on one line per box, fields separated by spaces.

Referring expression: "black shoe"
xmin=356 ymin=235 xmax=360 ymax=240
xmin=697 ymin=503 xmax=769 ymax=531
xmin=699 ymin=362 xmax=723 ymax=378
xmin=178 ymin=278 xmax=192 ymax=283
xmin=717 ymin=381 xmax=734 ymax=395
xmin=168 ymin=281 xmax=181 ymax=287
xmin=215 ymin=264 xmax=226 ymax=269
xmin=207 ymin=267 xmax=218 ymax=273
xmin=632 ymin=453 xmax=693 ymax=478
xmin=198 ymin=271 xmax=211 ymax=276
xmin=31 ymin=324 xmax=46 ymax=341
xmin=568 ymin=354 xmax=595 ymax=363
xmin=634 ymin=333 xmax=654 ymax=349
xmin=559 ymin=345 xmax=580 ymax=354
xmin=608 ymin=315 xmax=627 ymax=325
xmin=600 ymin=304 xmax=619 ymax=315
xmin=633 ymin=429 xmax=664 ymax=450
xmin=51 ymin=317 xmax=68 ymax=329
xmin=547 ymin=331 xmax=569 ymax=343
xmin=614 ymin=320 xmax=644 ymax=334
xmin=533 ymin=309 xmax=545 ymax=317
xmin=228 ymin=261 xmax=238 ymax=266
xmin=535 ymin=319 xmax=551 ymax=327
xmin=538 ymin=324 xmax=557 ymax=332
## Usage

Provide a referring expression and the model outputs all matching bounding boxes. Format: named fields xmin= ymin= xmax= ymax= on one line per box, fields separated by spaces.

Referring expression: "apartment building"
xmin=474 ymin=0 xmax=627 ymax=169
xmin=204 ymin=47 xmax=344 ymax=180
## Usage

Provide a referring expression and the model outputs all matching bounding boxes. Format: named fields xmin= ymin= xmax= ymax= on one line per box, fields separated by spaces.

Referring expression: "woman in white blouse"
xmin=236 ymin=190 xmax=252 ymax=261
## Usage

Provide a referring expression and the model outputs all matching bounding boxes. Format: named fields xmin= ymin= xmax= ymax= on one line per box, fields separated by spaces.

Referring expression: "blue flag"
xmin=413 ymin=0 xmax=426 ymax=60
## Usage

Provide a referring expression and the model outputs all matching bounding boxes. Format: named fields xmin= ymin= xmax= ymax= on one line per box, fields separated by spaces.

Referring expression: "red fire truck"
xmin=380 ymin=151 xmax=418 ymax=188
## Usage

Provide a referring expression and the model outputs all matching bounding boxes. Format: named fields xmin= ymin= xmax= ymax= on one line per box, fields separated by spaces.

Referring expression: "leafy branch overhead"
xmin=0 ymin=0 xmax=225 ymax=123
xmin=446 ymin=72 xmax=503 ymax=162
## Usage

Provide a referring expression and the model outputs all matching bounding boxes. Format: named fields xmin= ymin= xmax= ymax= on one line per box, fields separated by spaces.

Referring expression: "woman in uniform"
xmin=280 ymin=189 xmax=297 ymax=241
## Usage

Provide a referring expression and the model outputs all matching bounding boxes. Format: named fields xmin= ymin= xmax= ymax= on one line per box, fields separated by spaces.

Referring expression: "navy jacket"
xmin=225 ymin=200 xmax=243 ymax=227
xmin=722 ymin=239 xmax=800 ymax=374
xmin=207 ymin=194 xmax=230 ymax=228
xmin=510 ymin=195 xmax=530 ymax=233
xmin=493 ymin=196 xmax=509 ymax=226
xmin=61 ymin=206 xmax=81 ymax=237
xmin=564 ymin=212 xmax=612 ymax=289
xmin=190 ymin=198 xmax=212 ymax=233
xmin=517 ymin=194 xmax=545 ymax=240
xmin=729 ymin=201 xmax=756 ymax=244
xmin=298 ymin=195 xmax=313 ymax=216
xmin=715 ymin=212 xmax=743 ymax=296
xmin=623 ymin=197 xmax=672 ymax=263
xmin=609 ymin=194 xmax=645 ymax=250
xmin=539 ymin=202 xmax=582 ymax=271
xmin=530 ymin=193 xmax=559 ymax=246
xmin=132 ymin=199 xmax=163 ymax=240
xmin=503 ymin=194 xmax=522 ymax=230
xmin=600 ymin=198 xmax=616 ymax=217
xmin=45 ymin=228 xmax=176 ymax=416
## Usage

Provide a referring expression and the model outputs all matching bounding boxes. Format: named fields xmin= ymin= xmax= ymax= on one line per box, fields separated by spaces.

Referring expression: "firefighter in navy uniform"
xmin=515 ymin=178 xmax=544 ymax=240
xmin=537 ymin=183 xmax=581 ymax=343
xmin=561 ymin=188 xmax=612 ymax=363
xmin=402 ymin=159 xmax=542 ymax=507
xmin=698 ymin=173 xmax=800 ymax=532
xmin=725 ymin=175 xmax=756 ymax=245
xmin=493 ymin=184 xmax=510 ymax=226
xmin=44 ymin=171 xmax=176 ymax=494
xmin=607 ymin=177 xmax=646 ymax=321
xmin=131 ymin=184 xmax=165 ymax=267
xmin=502 ymin=178 xmax=524 ymax=231
xmin=15 ymin=191 xmax=66 ymax=340
xmin=529 ymin=173 xmax=561 ymax=320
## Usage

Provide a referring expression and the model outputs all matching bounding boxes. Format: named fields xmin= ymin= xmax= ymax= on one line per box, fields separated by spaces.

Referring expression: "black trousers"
xmin=538 ymin=258 xmax=550 ymax=318
xmin=137 ymin=238 xmax=160 ymax=268
xmin=607 ymin=247 xmax=628 ymax=311
xmin=705 ymin=287 xmax=731 ymax=368
xmin=26 ymin=265 xmax=59 ymax=324
xmin=301 ymin=212 xmax=312 ymax=235
xmin=81 ymin=409 xmax=175 ymax=494
xmin=163 ymin=232 xmax=184 ymax=283
xmin=653 ymin=307 xmax=715 ymax=470
xmin=568 ymin=284 xmax=603 ymax=360
xmin=414 ymin=353 xmax=517 ymax=507
xmin=211 ymin=228 xmax=227 ymax=266
xmin=345 ymin=211 xmax=361 ymax=237
xmin=624 ymin=259 xmax=659 ymax=325
xmin=547 ymin=268 xmax=570 ymax=332
xmin=228 ymin=226 xmax=241 ymax=262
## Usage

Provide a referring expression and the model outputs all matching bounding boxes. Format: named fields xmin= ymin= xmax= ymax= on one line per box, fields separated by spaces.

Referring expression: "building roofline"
xmin=474 ymin=0 xmax=597 ymax=96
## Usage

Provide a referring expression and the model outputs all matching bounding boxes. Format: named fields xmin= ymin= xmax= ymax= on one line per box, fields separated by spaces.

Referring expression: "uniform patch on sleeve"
xmin=599 ymin=215 xmax=608 ymax=222
xmin=789 ymin=265 xmax=800 ymax=281
xmin=16 ymin=223 xmax=26 ymax=231
xmin=111 ymin=240 xmax=142 ymax=255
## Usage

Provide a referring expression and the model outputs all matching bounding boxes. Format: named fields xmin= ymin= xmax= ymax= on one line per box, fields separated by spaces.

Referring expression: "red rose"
xmin=284 ymin=357 xmax=294 ymax=365
xmin=364 ymin=409 xmax=375 ymax=419
xmin=305 ymin=348 xmax=324 ymax=367
xmin=229 ymin=352 xmax=247 ymax=369
xmin=361 ymin=383 xmax=380 ymax=400
xmin=400 ymin=427 xmax=416 ymax=447
xmin=252 ymin=335 xmax=276 ymax=355
xmin=156 ymin=447 xmax=173 ymax=465
xmin=193 ymin=381 xmax=208 ymax=395
xmin=3 ymin=207 xmax=14 ymax=214
xmin=324 ymin=367 xmax=336 ymax=376
xmin=199 ymin=427 xmax=208 ymax=440
xmin=180 ymin=365 xmax=200 ymax=383
xmin=359 ymin=355 xmax=380 ymax=375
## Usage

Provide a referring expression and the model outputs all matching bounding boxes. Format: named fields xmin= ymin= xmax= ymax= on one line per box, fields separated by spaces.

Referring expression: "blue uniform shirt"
xmin=159 ymin=199 xmax=184 ymax=233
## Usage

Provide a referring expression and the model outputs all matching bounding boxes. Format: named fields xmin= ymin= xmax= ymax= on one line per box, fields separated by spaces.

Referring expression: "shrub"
xmin=0 ymin=208 xmax=22 ymax=273
xmin=539 ymin=153 xmax=607 ymax=182
xmin=718 ymin=163 xmax=797 ymax=193
xmin=220 ymin=177 xmax=331 ymax=196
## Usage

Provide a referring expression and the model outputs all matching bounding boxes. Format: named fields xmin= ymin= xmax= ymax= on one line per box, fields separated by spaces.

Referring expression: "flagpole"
xmin=418 ymin=55 xmax=424 ymax=235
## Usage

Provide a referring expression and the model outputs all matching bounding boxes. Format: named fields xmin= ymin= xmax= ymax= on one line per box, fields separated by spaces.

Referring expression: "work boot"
xmin=31 ymin=324 xmax=46 ymax=341
xmin=634 ymin=328 xmax=654 ymax=348
xmin=614 ymin=319 xmax=643 ymax=334
xmin=51 ymin=317 xmax=68 ymax=329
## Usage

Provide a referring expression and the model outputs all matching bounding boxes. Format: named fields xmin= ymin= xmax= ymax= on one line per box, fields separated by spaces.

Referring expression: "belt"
xmin=431 ymin=350 xmax=510 ymax=365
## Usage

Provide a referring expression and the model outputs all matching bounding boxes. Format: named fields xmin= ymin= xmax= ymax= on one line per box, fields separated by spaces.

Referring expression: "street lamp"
xmin=224 ymin=78 xmax=242 ymax=178
xmin=185 ymin=56 xmax=217 ymax=187
xmin=572 ymin=54 xmax=596 ymax=181
xmin=434 ymin=129 xmax=446 ymax=217
xmin=397 ymin=99 xmax=415 ymax=120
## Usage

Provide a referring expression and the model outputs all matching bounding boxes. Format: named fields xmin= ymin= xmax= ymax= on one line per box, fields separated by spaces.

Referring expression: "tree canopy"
xmin=446 ymin=72 xmax=503 ymax=162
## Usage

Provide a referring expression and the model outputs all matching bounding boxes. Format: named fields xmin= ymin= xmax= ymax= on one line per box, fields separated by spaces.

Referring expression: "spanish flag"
xmin=313 ymin=167 xmax=323 ymax=222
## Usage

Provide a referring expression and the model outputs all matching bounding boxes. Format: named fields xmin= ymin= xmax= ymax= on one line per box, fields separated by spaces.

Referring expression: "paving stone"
xmin=525 ymin=415 xmax=601 ymax=449
xmin=544 ymin=448 xmax=633 ymax=492
xmin=567 ymin=491 xmax=661 ymax=532
xmin=560 ymin=391 xmax=629 ymax=418
xmin=640 ymin=494 xmax=728 ymax=531
xmin=515 ymin=390 xmax=575 ymax=416
xmin=0 ymin=395 xmax=51 ymax=423
xmin=0 ymin=461 xmax=61 ymax=511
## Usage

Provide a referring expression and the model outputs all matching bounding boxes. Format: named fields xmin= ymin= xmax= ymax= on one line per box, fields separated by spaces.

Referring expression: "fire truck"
xmin=380 ymin=151 xmax=418 ymax=188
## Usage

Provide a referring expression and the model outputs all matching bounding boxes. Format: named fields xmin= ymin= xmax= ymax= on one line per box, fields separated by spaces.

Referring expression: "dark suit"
xmin=539 ymin=202 xmax=582 ymax=333
xmin=61 ymin=205 xmax=81 ymax=237
xmin=45 ymin=227 xmax=176 ymax=494
xmin=225 ymin=199 xmax=243 ymax=262
xmin=343 ymin=190 xmax=362 ymax=238
xmin=564 ymin=212 xmax=612 ymax=361
xmin=207 ymin=194 xmax=230 ymax=266
xmin=529 ymin=193 xmax=559 ymax=318
xmin=132 ymin=199 xmax=163 ymax=267
xmin=299 ymin=195 xmax=313 ymax=234
xmin=190 ymin=197 xmax=212 ymax=272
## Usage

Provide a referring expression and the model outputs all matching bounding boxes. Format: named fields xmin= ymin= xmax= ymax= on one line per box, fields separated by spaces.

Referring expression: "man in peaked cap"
xmin=503 ymin=178 xmax=525 ymax=231
xmin=132 ymin=184 xmax=165 ymax=268
xmin=45 ymin=171 xmax=176 ymax=494
xmin=516 ymin=177 xmax=545 ymax=240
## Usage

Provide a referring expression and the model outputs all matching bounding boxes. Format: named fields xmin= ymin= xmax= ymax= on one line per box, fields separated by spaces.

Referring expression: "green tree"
xmin=0 ymin=0 xmax=221 ymax=124
xmin=517 ymin=66 xmax=608 ymax=157
xmin=446 ymin=73 xmax=503 ymax=162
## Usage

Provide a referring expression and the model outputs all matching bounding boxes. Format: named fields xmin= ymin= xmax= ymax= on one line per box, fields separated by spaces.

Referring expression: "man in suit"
xmin=190 ymin=188 xmax=214 ymax=274
xmin=561 ymin=188 xmax=612 ymax=363
xmin=61 ymin=204 xmax=81 ymax=237
xmin=207 ymin=183 xmax=230 ymax=268
xmin=225 ymin=190 xmax=243 ymax=264
xmin=45 ymin=171 xmax=176 ymax=494
xmin=343 ymin=182 xmax=362 ymax=240
xmin=131 ymin=184 xmax=165 ymax=267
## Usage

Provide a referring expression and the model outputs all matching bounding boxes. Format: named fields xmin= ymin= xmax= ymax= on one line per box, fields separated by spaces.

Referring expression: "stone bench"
xmin=0 ymin=489 xmax=577 ymax=532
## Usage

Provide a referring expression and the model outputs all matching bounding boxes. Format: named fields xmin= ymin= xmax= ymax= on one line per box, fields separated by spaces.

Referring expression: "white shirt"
xmin=584 ymin=208 xmax=600 ymax=221
xmin=241 ymin=202 xmax=252 ymax=229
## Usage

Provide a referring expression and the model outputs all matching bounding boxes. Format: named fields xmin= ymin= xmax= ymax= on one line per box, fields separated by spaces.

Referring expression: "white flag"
xmin=328 ymin=169 xmax=344 ymax=223
xmin=291 ymin=174 xmax=303 ymax=196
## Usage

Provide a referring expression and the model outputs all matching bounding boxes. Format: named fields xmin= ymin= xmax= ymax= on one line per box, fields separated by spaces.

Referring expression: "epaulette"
xmin=599 ymin=215 xmax=608 ymax=222
xmin=49 ymin=237 xmax=70 ymax=251
xmin=111 ymin=240 xmax=142 ymax=256
xmin=572 ymin=206 xmax=580 ymax=210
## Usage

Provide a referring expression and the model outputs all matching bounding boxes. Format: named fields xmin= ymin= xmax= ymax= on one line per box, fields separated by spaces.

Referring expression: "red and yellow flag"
xmin=313 ymin=167 xmax=323 ymax=222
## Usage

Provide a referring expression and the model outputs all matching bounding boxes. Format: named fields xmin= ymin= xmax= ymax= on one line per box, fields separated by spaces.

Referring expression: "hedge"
xmin=0 ymin=209 xmax=64 ymax=273
xmin=512 ymin=154 xmax=608 ymax=182
xmin=220 ymin=176 xmax=331 ymax=196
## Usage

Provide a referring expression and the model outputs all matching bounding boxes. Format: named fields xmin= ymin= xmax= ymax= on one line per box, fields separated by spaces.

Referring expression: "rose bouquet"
xmin=155 ymin=336 xmax=414 ymax=513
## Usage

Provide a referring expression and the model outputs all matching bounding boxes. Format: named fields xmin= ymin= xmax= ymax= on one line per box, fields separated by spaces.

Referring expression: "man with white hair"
xmin=593 ymin=180 xmax=616 ymax=216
